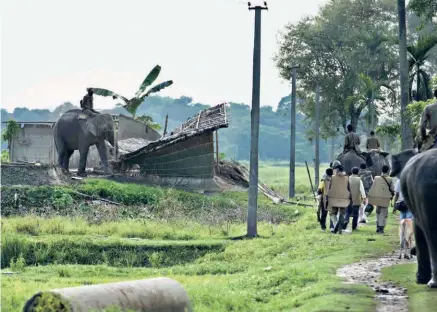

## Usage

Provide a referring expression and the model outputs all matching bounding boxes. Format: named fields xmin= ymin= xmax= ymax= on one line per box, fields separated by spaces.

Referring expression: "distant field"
xmin=257 ymin=162 xmax=330 ymax=197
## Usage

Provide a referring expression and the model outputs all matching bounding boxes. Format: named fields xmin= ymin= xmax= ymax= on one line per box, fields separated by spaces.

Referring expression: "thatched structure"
xmin=119 ymin=103 xmax=228 ymax=161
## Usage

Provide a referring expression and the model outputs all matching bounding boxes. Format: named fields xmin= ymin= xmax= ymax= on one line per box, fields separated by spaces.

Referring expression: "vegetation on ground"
xmin=1 ymin=164 xmax=407 ymax=311
xmin=381 ymin=263 xmax=437 ymax=312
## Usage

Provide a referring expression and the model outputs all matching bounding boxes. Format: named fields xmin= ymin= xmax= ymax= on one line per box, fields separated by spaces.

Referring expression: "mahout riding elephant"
xmin=54 ymin=109 xmax=115 ymax=176
xmin=336 ymin=150 xmax=389 ymax=176
xmin=391 ymin=148 xmax=437 ymax=288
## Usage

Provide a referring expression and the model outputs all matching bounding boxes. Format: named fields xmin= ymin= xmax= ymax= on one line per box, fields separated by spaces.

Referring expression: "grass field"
xmin=381 ymin=264 xmax=437 ymax=312
xmin=0 ymin=163 xmax=419 ymax=312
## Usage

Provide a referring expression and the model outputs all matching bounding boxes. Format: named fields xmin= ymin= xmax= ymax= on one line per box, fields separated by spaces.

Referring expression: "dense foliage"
xmin=275 ymin=0 xmax=437 ymax=145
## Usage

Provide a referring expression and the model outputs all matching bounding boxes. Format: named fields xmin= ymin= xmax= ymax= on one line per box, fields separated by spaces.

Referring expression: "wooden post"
xmin=163 ymin=114 xmax=168 ymax=136
xmin=215 ymin=130 xmax=220 ymax=172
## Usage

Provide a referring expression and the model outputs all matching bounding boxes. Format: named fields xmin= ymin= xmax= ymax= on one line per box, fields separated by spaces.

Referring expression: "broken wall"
xmin=125 ymin=132 xmax=214 ymax=178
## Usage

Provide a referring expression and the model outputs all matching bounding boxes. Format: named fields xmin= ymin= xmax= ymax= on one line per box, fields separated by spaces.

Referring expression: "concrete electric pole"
xmin=314 ymin=84 xmax=320 ymax=187
xmin=247 ymin=1 xmax=268 ymax=238
xmin=289 ymin=65 xmax=300 ymax=199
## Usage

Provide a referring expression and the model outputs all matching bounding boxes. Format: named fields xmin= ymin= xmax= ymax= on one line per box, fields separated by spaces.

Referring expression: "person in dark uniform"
xmin=80 ymin=88 xmax=100 ymax=115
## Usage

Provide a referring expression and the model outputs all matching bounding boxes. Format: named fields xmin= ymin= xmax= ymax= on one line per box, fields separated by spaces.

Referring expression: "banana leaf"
xmin=142 ymin=80 xmax=174 ymax=98
xmin=135 ymin=65 xmax=161 ymax=97
xmin=124 ymin=98 xmax=143 ymax=117
xmin=92 ymin=88 xmax=129 ymax=104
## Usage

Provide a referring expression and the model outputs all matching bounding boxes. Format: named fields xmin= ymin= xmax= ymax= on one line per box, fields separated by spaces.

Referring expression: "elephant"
xmin=336 ymin=150 xmax=390 ymax=177
xmin=390 ymin=148 xmax=437 ymax=288
xmin=54 ymin=109 xmax=115 ymax=176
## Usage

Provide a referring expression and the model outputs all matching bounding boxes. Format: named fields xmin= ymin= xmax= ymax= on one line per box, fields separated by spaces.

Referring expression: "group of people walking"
xmin=317 ymin=160 xmax=411 ymax=234
xmin=316 ymin=130 xmax=414 ymax=235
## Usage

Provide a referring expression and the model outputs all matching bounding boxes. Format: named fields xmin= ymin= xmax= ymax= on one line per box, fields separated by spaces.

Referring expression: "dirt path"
xmin=337 ymin=251 xmax=415 ymax=312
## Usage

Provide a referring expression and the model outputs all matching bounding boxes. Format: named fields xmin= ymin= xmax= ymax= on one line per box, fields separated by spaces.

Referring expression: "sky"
xmin=1 ymin=0 xmax=327 ymax=113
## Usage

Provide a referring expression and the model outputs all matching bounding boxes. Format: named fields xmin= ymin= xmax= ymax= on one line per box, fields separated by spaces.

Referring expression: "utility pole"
xmin=314 ymin=84 xmax=320 ymax=187
xmin=289 ymin=64 xmax=300 ymax=198
xmin=397 ymin=0 xmax=412 ymax=150
xmin=247 ymin=1 xmax=268 ymax=238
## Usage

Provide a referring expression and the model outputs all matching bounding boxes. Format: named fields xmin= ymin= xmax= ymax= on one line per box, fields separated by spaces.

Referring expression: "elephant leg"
xmin=96 ymin=142 xmax=113 ymax=175
xmin=78 ymin=146 xmax=89 ymax=176
xmin=414 ymin=223 xmax=432 ymax=284
xmin=63 ymin=150 xmax=74 ymax=173
xmin=425 ymin=228 xmax=437 ymax=288
xmin=56 ymin=139 xmax=66 ymax=169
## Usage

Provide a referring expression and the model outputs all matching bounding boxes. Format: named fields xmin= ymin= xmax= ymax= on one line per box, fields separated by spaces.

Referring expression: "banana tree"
xmin=408 ymin=35 xmax=437 ymax=101
xmin=91 ymin=65 xmax=173 ymax=118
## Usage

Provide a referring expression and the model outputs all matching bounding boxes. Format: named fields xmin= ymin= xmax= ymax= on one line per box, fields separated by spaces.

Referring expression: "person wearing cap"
xmin=327 ymin=164 xmax=351 ymax=234
xmin=317 ymin=168 xmax=334 ymax=231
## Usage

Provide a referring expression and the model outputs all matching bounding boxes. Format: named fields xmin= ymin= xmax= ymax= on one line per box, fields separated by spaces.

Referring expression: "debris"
xmin=70 ymin=190 xmax=120 ymax=206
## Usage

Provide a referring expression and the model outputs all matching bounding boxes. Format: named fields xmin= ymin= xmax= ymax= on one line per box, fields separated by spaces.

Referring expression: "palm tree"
xmin=408 ymin=35 xmax=437 ymax=101
xmin=91 ymin=65 xmax=173 ymax=118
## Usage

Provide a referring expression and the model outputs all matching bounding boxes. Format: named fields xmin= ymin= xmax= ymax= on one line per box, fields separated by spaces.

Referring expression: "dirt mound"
xmin=1 ymin=163 xmax=65 ymax=186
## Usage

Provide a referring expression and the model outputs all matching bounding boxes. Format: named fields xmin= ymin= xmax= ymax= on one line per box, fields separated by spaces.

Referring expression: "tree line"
xmin=275 ymin=0 xmax=437 ymax=148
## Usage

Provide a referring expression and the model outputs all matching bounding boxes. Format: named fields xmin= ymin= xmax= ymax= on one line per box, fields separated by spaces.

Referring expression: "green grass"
xmin=1 ymin=164 xmax=401 ymax=311
xmin=381 ymin=263 xmax=437 ymax=312
xmin=2 ymin=210 xmax=400 ymax=311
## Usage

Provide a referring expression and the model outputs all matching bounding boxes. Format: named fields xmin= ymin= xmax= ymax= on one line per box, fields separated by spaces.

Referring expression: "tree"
xmin=409 ymin=0 xmax=437 ymax=22
xmin=398 ymin=0 xmax=413 ymax=149
xmin=92 ymin=65 xmax=173 ymax=118
xmin=408 ymin=35 xmax=437 ymax=101
xmin=1 ymin=120 xmax=20 ymax=153
xmin=135 ymin=114 xmax=162 ymax=131
xmin=275 ymin=0 xmax=399 ymax=133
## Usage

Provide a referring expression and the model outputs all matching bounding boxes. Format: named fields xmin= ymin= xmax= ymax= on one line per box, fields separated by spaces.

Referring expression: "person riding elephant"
xmin=391 ymin=147 xmax=437 ymax=287
xmin=416 ymin=89 xmax=437 ymax=152
xmin=366 ymin=130 xmax=381 ymax=152
xmin=341 ymin=124 xmax=362 ymax=157
xmin=80 ymin=88 xmax=100 ymax=116
xmin=54 ymin=109 xmax=115 ymax=177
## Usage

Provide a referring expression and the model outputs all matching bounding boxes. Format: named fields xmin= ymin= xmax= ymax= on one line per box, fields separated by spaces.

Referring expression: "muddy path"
xmin=337 ymin=251 xmax=416 ymax=312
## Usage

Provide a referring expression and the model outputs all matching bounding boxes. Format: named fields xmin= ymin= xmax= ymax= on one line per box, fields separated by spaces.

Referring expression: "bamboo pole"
xmin=215 ymin=130 xmax=220 ymax=173
xmin=163 ymin=114 xmax=168 ymax=136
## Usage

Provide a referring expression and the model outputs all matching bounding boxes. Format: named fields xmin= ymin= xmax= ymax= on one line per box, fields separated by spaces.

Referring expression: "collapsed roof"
xmin=118 ymin=103 xmax=229 ymax=161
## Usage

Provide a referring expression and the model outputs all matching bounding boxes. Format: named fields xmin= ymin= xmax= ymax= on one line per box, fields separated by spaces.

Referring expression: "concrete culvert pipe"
xmin=23 ymin=277 xmax=192 ymax=312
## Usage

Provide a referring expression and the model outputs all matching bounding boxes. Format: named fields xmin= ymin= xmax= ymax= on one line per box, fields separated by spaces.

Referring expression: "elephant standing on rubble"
xmin=391 ymin=148 xmax=437 ymax=287
xmin=336 ymin=150 xmax=390 ymax=177
xmin=53 ymin=109 xmax=115 ymax=176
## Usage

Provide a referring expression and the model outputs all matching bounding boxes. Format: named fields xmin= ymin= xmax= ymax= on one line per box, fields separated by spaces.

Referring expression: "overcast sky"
xmin=1 ymin=0 xmax=326 ymax=113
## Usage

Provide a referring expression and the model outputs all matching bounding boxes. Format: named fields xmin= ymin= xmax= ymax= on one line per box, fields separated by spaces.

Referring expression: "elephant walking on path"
xmin=391 ymin=148 xmax=437 ymax=287
xmin=54 ymin=109 xmax=115 ymax=176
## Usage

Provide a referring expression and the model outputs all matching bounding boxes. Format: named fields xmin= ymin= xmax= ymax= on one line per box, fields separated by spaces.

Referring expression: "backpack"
xmin=359 ymin=171 xmax=373 ymax=191
xmin=395 ymin=201 xmax=409 ymax=213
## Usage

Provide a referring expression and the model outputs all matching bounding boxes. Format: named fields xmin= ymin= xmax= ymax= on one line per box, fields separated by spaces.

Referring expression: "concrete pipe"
xmin=23 ymin=277 xmax=192 ymax=312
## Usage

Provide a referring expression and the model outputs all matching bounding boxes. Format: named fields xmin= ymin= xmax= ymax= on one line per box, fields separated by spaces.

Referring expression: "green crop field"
xmin=0 ymin=163 xmax=431 ymax=311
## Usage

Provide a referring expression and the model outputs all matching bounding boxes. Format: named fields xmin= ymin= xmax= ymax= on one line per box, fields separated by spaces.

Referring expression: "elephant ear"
xmin=85 ymin=119 xmax=98 ymax=137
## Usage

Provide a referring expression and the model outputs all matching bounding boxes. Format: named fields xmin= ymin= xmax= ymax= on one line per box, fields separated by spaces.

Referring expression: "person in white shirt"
xmin=344 ymin=167 xmax=367 ymax=231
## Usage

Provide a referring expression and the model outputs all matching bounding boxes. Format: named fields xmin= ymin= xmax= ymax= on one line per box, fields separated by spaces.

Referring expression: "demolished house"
xmin=113 ymin=103 xmax=229 ymax=190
